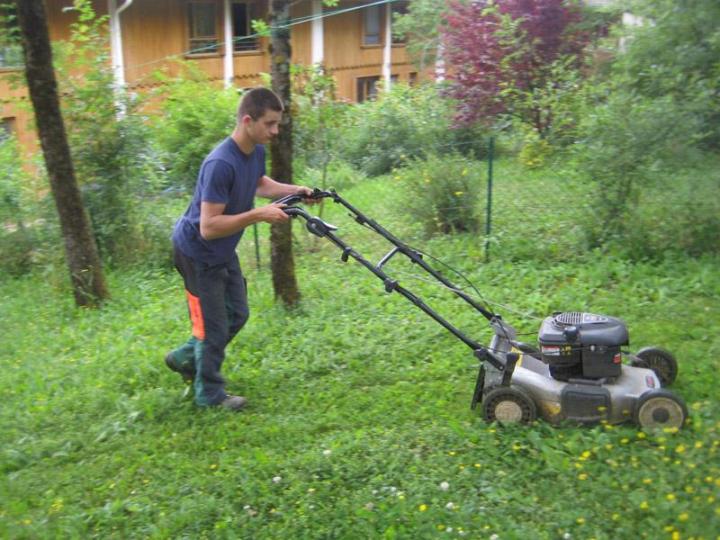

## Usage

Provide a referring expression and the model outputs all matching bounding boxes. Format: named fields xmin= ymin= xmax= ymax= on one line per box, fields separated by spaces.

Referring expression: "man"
xmin=166 ymin=87 xmax=314 ymax=410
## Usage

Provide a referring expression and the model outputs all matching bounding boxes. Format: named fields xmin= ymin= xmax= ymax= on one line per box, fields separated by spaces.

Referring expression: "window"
xmin=0 ymin=5 xmax=22 ymax=69
xmin=363 ymin=5 xmax=381 ymax=46
xmin=357 ymin=75 xmax=398 ymax=102
xmin=232 ymin=2 xmax=258 ymax=51
xmin=188 ymin=2 xmax=219 ymax=54
xmin=357 ymin=76 xmax=380 ymax=102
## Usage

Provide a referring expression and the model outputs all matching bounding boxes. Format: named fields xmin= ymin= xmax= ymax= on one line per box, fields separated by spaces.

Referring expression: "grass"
xmin=1 ymin=165 xmax=719 ymax=539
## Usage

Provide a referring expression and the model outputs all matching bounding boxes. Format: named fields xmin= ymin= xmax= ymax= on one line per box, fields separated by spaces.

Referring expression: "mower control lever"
xmin=282 ymin=206 xmax=338 ymax=238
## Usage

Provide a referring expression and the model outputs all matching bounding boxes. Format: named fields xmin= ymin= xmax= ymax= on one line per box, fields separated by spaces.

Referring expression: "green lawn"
xmin=1 ymin=173 xmax=719 ymax=539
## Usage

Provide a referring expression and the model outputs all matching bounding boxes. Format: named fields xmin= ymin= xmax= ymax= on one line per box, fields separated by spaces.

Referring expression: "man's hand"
xmin=296 ymin=186 xmax=320 ymax=205
xmin=257 ymin=202 xmax=290 ymax=224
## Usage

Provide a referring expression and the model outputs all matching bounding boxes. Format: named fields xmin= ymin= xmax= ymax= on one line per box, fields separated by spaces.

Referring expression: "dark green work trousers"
xmin=169 ymin=247 xmax=249 ymax=406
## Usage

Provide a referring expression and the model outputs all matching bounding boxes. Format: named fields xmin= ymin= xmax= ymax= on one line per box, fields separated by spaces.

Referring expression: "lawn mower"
xmin=275 ymin=189 xmax=688 ymax=430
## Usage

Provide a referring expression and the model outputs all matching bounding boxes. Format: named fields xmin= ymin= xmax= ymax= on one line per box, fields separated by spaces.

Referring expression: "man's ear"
xmin=240 ymin=114 xmax=253 ymax=126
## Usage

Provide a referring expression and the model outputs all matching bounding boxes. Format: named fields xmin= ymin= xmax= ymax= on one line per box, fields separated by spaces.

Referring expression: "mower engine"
xmin=538 ymin=312 xmax=629 ymax=381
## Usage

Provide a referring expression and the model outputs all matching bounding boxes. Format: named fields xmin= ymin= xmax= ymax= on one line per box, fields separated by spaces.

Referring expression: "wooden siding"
xmin=2 ymin=0 xmax=419 ymax=154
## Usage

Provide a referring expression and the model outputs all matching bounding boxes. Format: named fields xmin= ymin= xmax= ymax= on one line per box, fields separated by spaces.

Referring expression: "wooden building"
xmin=0 ymin=0 xmax=415 ymax=152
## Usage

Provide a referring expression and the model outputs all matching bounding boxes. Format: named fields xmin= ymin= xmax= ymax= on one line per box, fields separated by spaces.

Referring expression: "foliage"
xmin=569 ymin=90 xmax=720 ymax=258
xmin=517 ymin=129 xmax=553 ymax=169
xmin=0 ymin=2 xmax=22 ymax=68
xmin=53 ymin=0 xmax=164 ymax=265
xmin=339 ymin=83 xmax=488 ymax=177
xmin=394 ymin=153 xmax=482 ymax=235
xmin=0 ymin=177 xmax=719 ymax=538
xmin=151 ymin=63 xmax=239 ymax=191
xmin=392 ymin=0 xmax=449 ymax=71
xmin=613 ymin=0 xmax=720 ymax=148
xmin=442 ymin=0 xmax=592 ymax=138
xmin=0 ymin=135 xmax=40 ymax=275
xmin=291 ymin=64 xmax=350 ymax=193
xmin=558 ymin=0 xmax=720 ymax=258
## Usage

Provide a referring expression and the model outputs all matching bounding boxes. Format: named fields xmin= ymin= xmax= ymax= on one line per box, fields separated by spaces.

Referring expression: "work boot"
xmin=220 ymin=395 xmax=247 ymax=411
xmin=164 ymin=353 xmax=195 ymax=385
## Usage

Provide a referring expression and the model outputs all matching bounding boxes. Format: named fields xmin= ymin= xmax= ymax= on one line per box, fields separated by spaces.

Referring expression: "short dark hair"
xmin=238 ymin=87 xmax=284 ymax=121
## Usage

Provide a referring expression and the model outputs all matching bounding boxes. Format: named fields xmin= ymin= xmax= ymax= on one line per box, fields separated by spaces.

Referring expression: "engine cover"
xmin=538 ymin=312 xmax=629 ymax=380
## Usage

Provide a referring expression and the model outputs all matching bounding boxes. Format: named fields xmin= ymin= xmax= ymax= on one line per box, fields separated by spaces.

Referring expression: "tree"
xmin=14 ymin=0 xmax=108 ymax=307
xmin=265 ymin=0 xmax=336 ymax=307
xmin=612 ymin=0 xmax=720 ymax=148
xmin=268 ymin=0 xmax=300 ymax=307
xmin=392 ymin=0 xmax=449 ymax=73
xmin=442 ymin=0 xmax=590 ymax=137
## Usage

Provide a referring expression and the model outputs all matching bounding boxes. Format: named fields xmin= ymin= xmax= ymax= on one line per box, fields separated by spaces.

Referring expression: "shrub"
xmin=570 ymin=91 xmax=719 ymax=258
xmin=53 ymin=0 xmax=166 ymax=265
xmin=394 ymin=153 xmax=482 ymax=235
xmin=339 ymin=83 xmax=489 ymax=176
xmin=518 ymin=130 xmax=554 ymax=169
xmin=152 ymin=63 xmax=239 ymax=191
xmin=0 ymin=136 xmax=38 ymax=276
xmin=292 ymin=64 xmax=352 ymax=192
xmin=604 ymin=163 xmax=720 ymax=259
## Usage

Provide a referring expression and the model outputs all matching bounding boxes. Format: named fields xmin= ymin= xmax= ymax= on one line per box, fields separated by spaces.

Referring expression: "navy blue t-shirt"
xmin=173 ymin=138 xmax=266 ymax=265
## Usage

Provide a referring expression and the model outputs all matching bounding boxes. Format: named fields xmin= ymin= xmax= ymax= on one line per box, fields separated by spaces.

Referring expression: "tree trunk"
xmin=269 ymin=0 xmax=300 ymax=307
xmin=15 ymin=0 xmax=109 ymax=307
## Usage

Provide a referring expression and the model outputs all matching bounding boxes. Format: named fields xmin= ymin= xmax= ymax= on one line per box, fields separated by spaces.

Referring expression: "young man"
xmin=166 ymin=87 xmax=314 ymax=410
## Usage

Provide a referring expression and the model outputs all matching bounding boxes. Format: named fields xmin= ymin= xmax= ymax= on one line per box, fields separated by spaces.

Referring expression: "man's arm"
xmin=200 ymin=177 xmax=315 ymax=241
xmin=199 ymin=201 xmax=289 ymax=241
xmin=255 ymin=175 xmax=313 ymax=200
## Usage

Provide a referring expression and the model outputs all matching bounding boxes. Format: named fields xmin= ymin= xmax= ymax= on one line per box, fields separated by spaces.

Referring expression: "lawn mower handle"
xmin=280 ymin=190 xmax=509 ymax=377
xmin=273 ymin=188 xmax=333 ymax=206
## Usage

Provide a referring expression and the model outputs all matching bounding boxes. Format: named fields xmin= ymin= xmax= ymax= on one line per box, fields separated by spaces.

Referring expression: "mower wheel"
xmin=634 ymin=389 xmax=687 ymax=431
xmin=481 ymin=385 xmax=537 ymax=425
xmin=633 ymin=347 xmax=678 ymax=386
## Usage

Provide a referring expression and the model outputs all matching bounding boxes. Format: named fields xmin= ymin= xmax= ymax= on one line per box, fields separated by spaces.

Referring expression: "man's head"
xmin=238 ymin=87 xmax=283 ymax=121
xmin=237 ymin=87 xmax=284 ymax=145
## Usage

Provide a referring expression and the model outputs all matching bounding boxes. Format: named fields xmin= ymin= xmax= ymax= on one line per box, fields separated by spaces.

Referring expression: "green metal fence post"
xmin=253 ymin=223 xmax=261 ymax=270
xmin=485 ymin=136 xmax=495 ymax=263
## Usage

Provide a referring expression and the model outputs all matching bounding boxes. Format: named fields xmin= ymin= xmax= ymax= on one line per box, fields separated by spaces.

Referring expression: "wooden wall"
xmin=3 ymin=0 xmax=421 ymax=156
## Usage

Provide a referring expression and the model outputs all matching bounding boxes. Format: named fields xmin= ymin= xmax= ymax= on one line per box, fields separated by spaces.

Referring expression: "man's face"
xmin=245 ymin=109 xmax=282 ymax=145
